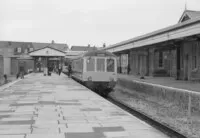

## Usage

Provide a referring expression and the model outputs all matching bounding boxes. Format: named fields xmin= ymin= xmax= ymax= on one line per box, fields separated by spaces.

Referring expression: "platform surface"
xmin=118 ymin=73 xmax=200 ymax=92
xmin=0 ymin=73 xmax=169 ymax=138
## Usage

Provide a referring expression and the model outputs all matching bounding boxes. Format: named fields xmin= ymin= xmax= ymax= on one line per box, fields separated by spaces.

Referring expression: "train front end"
xmin=82 ymin=52 xmax=117 ymax=96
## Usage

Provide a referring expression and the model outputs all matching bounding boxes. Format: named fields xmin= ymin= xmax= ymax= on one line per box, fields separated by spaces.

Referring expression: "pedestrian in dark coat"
xmin=58 ymin=64 xmax=62 ymax=76
xmin=68 ymin=64 xmax=72 ymax=78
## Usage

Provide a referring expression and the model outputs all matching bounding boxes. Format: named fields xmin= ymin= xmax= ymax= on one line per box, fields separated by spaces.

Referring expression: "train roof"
xmin=70 ymin=50 xmax=116 ymax=60
xmin=83 ymin=50 xmax=116 ymax=57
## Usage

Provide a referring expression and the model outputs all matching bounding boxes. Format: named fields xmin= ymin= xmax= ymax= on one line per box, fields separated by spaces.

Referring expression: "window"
xmin=86 ymin=57 xmax=95 ymax=71
xmin=97 ymin=58 xmax=105 ymax=72
xmin=181 ymin=15 xmax=190 ymax=23
xmin=158 ymin=51 xmax=163 ymax=67
xmin=24 ymin=49 xmax=28 ymax=54
xmin=29 ymin=48 xmax=33 ymax=52
xmin=17 ymin=47 xmax=21 ymax=53
xmin=107 ymin=58 xmax=115 ymax=72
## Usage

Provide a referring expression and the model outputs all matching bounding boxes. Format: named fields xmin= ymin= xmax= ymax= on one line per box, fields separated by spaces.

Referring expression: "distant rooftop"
xmin=32 ymin=42 xmax=68 ymax=51
xmin=70 ymin=46 xmax=97 ymax=51
xmin=0 ymin=40 xmax=68 ymax=52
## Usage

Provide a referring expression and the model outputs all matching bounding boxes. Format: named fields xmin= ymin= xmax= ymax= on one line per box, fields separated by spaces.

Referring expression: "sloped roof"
xmin=32 ymin=42 xmax=68 ymax=51
xmin=0 ymin=41 xmax=68 ymax=52
xmin=0 ymin=41 xmax=32 ymax=48
xmin=29 ymin=46 xmax=65 ymax=57
xmin=178 ymin=10 xmax=200 ymax=23
xmin=104 ymin=11 xmax=200 ymax=51
xmin=71 ymin=46 xmax=97 ymax=51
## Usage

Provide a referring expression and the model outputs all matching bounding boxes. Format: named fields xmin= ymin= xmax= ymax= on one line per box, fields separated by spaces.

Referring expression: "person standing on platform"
xmin=58 ymin=63 xmax=62 ymax=76
xmin=68 ymin=64 xmax=72 ymax=78
xmin=20 ymin=67 xmax=24 ymax=79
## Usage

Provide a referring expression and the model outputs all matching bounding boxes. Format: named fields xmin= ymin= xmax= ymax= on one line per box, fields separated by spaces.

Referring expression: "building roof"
xmin=0 ymin=41 xmax=68 ymax=52
xmin=0 ymin=41 xmax=31 ymax=48
xmin=104 ymin=10 xmax=200 ymax=51
xmin=32 ymin=42 xmax=68 ymax=51
xmin=70 ymin=46 xmax=97 ymax=51
xmin=29 ymin=46 xmax=65 ymax=57
xmin=178 ymin=10 xmax=200 ymax=23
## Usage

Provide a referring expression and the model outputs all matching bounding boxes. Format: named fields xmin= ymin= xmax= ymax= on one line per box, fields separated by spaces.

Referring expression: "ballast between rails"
xmin=107 ymin=95 xmax=187 ymax=138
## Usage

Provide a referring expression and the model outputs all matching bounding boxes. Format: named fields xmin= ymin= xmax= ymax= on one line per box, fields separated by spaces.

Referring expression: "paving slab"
xmin=0 ymin=73 xmax=170 ymax=138
xmin=0 ymin=135 xmax=25 ymax=138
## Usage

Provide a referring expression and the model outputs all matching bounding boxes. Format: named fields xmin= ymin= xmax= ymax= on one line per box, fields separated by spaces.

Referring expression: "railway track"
xmin=107 ymin=95 xmax=187 ymax=138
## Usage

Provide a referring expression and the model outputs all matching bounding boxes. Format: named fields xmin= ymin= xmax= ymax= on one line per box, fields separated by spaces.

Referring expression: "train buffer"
xmin=0 ymin=73 xmax=170 ymax=138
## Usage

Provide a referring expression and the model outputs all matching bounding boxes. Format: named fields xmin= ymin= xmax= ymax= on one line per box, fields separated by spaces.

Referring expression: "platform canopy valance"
xmin=29 ymin=46 xmax=65 ymax=57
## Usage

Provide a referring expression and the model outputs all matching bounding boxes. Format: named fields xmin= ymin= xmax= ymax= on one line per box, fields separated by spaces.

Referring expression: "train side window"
xmin=107 ymin=58 xmax=114 ymax=72
xmin=97 ymin=58 xmax=105 ymax=72
xmin=80 ymin=59 xmax=83 ymax=72
xmin=87 ymin=57 xmax=95 ymax=71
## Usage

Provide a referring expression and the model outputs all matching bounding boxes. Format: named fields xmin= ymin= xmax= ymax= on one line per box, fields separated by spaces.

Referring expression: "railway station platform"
xmin=116 ymin=74 xmax=200 ymax=137
xmin=0 ymin=73 xmax=169 ymax=138
xmin=118 ymin=74 xmax=200 ymax=92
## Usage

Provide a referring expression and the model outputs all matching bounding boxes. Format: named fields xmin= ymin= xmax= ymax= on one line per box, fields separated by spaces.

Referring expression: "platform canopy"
xmin=29 ymin=46 xmax=65 ymax=57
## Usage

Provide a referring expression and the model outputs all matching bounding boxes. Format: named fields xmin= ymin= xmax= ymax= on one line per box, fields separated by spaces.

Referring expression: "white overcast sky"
xmin=0 ymin=0 xmax=200 ymax=47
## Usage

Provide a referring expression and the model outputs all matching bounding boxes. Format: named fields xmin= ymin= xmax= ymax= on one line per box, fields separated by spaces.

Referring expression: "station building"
xmin=104 ymin=10 xmax=200 ymax=81
xmin=0 ymin=41 xmax=68 ymax=78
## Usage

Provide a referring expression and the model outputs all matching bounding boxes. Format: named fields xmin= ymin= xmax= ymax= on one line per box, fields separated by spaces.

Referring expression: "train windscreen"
xmin=97 ymin=58 xmax=105 ymax=72
xmin=107 ymin=58 xmax=115 ymax=72
xmin=86 ymin=57 xmax=95 ymax=71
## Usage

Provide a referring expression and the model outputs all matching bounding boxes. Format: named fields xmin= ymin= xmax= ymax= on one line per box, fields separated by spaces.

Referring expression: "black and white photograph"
xmin=0 ymin=0 xmax=200 ymax=137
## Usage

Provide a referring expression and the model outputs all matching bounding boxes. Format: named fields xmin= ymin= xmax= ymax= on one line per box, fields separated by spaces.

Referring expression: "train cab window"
xmin=87 ymin=57 xmax=95 ymax=71
xmin=97 ymin=58 xmax=105 ymax=72
xmin=107 ymin=58 xmax=115 ymax=72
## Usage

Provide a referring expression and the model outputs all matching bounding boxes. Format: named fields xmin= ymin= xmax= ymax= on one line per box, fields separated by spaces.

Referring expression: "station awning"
xmin=29 ymin=46 xmax=65 ymax=57
xmin=48 ymin=57 xmax=60 ymax=60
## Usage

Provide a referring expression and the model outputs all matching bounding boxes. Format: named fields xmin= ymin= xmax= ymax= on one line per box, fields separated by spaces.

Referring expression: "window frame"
xmin=106 ymin=57 xmax=115 ymax=72
xmin=17 ymin=47 xmax=21 ymax=53
xmin=86 ymin=57 xmax=95 ymax=71
xmin=96 ymin=58 xmax=106 ymax=72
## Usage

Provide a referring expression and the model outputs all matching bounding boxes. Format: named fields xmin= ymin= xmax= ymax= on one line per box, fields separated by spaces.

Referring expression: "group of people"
xmin=49 ymin=63 xmax=72 ymax=77
xmin=16 ymin=63 xmax=72 ymax=78
xmin=47 ymin=64 xmax=62 ymax=76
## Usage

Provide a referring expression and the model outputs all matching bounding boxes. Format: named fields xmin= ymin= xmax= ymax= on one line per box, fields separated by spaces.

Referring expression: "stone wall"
xmin=117 ymin=78 xmax=200 ymax=113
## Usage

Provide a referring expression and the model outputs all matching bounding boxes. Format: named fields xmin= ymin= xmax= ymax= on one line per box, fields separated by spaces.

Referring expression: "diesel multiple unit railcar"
xmin=71 ymin=50 xmax=117 ymax=96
